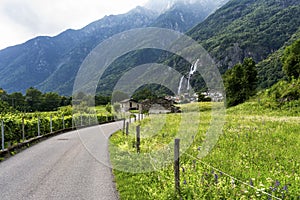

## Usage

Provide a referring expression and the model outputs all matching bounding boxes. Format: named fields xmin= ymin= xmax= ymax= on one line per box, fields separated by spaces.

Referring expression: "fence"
xmin=0 ymin=113 xmax=114 ymax=152
xmin=119 ymin=114 xmax=282 ymax=199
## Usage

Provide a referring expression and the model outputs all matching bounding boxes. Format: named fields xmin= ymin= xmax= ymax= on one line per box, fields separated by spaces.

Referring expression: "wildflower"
xmin=183 ymin=180 xmax=187 ymax=185
xmin=214 ymin=173 xmax=218 ymax=184
xmin=282 ymin=185 xmax=288 ymax=192
xmin=274 ymin=180 xmax=280 ymax=188
xmin=197 ymin=147 xmax=201 ymax=151
xmin=231 ymin=179 xmax=235 ymax=185
xmin=250 ymin=179 xmax=254 ymax=186
xmin=192 ymin=160 xmax=196 ymax=170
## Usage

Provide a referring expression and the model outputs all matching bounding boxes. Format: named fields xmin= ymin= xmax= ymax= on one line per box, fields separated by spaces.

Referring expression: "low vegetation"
xmin=0 ymin=105 xmax=113 ymax=149
xmin=109 ymin=87 xmax=299 ymax=199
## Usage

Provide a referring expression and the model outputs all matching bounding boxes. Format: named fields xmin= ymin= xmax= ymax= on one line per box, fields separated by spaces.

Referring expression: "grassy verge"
xmin=109 ymin=102 xmax=300 ymax=199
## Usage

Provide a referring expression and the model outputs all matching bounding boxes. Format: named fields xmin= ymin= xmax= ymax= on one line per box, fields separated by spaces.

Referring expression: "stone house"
xmin=140 ymin=98 xmax=180 ymax=114
xmin=120 ymin=99 xmax=139 ymax=112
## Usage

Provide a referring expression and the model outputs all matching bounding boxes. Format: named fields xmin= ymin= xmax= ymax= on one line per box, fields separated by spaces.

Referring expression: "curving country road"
xmin=0 ymin=121 xmax=123 ymax=200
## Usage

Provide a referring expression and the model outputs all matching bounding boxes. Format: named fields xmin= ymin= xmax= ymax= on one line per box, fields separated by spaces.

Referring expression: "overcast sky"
xmin=0 ymin=0 xmax=148 ymax=50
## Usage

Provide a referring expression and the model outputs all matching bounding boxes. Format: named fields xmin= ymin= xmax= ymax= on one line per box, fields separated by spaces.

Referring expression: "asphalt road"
xmin=0 ymin=121 xmax=123 ymax=200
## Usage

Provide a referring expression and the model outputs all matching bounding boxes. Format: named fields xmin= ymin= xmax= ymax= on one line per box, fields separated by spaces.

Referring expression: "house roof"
xmin=119 ymin=99 xmax=138 ymax=103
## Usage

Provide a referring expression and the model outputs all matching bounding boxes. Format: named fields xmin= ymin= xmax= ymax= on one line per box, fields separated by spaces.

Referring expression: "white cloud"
xmin=0 ymin=0 xmax=148 ymax=50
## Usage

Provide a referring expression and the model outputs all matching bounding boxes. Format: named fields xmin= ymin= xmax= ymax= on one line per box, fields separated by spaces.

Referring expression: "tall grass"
xmin=109 ymin=102 xmax=300 ymax=199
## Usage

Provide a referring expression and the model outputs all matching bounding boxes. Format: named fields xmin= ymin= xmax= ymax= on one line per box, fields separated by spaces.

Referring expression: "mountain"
xmin=0 ymin=6 xmax=157 ymax=94
xmin=146 ymin=0 xmax=229 ymax=32
xmin=144 ymin=0 xmax=227 ymax=14
xmin=0 ymin=1 xmax=227 ymax=95
xmin=151 ymin=2 xmax=217 ymax=32
xmin=188 ymin=0 xmax=300 ymax=71
xmin=154 ymin=0 xmax=300 ymax=93
xmin=257 ymin=27 xmax=300 ymax=89
xmin=96 ymin=0 xmax=230 ymax=95
xmin=36 ymin=6 xmax=158 ymax=95
xmin=3 ymin=0 xmax=298 ymax=96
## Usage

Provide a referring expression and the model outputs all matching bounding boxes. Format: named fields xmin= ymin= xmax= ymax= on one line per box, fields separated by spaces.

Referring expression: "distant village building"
xmin=140 ymin=98 xmax=181 ymax=114
xmin=119 ymin=99 xmax=139 ymax=112
xmin=205 ymin=90 xmax=224 ymax=102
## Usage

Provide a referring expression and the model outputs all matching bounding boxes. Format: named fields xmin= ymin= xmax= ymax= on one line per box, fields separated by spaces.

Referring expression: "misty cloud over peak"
xmin=144 ymin=0 xmax=228 ymax=13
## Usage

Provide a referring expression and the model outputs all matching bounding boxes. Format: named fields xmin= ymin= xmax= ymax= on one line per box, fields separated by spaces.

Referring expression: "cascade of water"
xmin=177 ymin=59 xmax=199 ymax=96
xmin=177 ymin=75 xmax=185 ymax=95
xmin=187 ymin=59 xmax=199 ymax=90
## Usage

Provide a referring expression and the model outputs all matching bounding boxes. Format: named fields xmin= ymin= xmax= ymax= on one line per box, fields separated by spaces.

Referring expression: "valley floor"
xmin=109 ymin=102 xmax=300 ymax=199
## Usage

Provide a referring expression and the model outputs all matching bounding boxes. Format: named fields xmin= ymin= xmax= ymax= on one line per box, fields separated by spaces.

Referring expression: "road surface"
xmin=0 ymin=121 xmax=123 ymax=200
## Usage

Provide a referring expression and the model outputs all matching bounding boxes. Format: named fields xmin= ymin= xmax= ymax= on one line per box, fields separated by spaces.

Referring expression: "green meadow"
xmin=109 ymin=101 xmax=300 ymax=199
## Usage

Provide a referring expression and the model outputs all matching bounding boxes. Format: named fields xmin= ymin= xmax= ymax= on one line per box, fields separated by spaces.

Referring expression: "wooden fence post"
xmin=174 ymin=138 xmax=180 ymax=193
xmin=62 ymin=115 xmax=65 ymax=129
xmin=136 ymin=125 xmax=140 ymax=153
xmin=37 ymin=116 xmax=40 ymax=136
xmin=72 ymin=114 xmax=74 ymax=129
xmin=1 ymin=120 xmax=4 ymax=151
xmin=123 ymin=119 xmax=125 ymax=134
xmin=126 ymin=122 xmax=129 ymax=136
xmin=22 ymin=117 xmax=25 ymax=141
xmin=50 ymin=115 xmax=53 ymax=133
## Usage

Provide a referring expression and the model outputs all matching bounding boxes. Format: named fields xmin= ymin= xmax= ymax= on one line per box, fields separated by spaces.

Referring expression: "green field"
xmin=109 ymin=102 xmax=300 ymax=199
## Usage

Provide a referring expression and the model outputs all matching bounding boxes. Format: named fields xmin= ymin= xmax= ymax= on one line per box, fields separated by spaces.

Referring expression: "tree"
xmin=95 ymin=94 xmax=110 ymax=106
xmin=111 ymin=91 xmax=129 ymax=103
xmin=224 ymin=58 xmax=257 ymax=107
xmin=60 ymin=96 xmax=72 ymax=107
xmin=132 ymin=88 xmax=158 ymax=102
xmin=41 ymin=92 xmax=62 ymax=111
xmin=113 ymin=103 xmax=121 ymax=113
xmin=25 ymin=87 xmax=42 ymax=111
xmin=9 ymin=92 xmax=26 ymax=111
xmin=243 ymin=58 xmax=257 ymax=97
xmin=0 ymin=100 xmax=14 ymax=114
xmin=0 ymin=89 xmax=15 ymax=114
xmin=197 ymin=93 xmax=211 ymax=102
xmin=0 ymin=88 xmax=8 ymax=101
xmin=282 ymin=39 xmax=300 ymax=79
xmin=105 ymin=103 xmax=112 ymax=113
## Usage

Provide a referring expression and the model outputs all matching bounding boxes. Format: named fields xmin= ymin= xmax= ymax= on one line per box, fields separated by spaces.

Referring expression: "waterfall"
xmin=177 ymin=75 xmax=185 ymax=95
xmin=187 ymin=59 xmax=199 ymax=90
xmin=177 ymin=59 xmax=199 ymax=96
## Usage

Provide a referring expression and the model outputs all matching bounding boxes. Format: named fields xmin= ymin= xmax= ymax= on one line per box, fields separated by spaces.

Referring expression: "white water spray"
xmin=187 ymin=59 xmax=199 ymax=90
xmin=177 ymin=75 xmax=185 ymax=95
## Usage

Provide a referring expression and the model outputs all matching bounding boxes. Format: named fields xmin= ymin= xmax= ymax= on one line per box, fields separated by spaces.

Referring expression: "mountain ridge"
xmin=0 ymin=1 xmax=227 ymax=95
xmin=189 ymin=0 xmax=300 ymax=69
xmin=2 ymin=0 xmax=299 ymax=96
xmin=0 ymin=6 xmax=158 ymax=94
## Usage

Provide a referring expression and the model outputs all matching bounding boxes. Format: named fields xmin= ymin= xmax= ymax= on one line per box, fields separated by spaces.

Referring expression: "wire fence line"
xmin=0 ymin=113 xmax=115 ymax=152
xmin=183 ymin=152 xmax=282 ymax=200
xmin=1 ymin=111 xmax=291 ymax=199
xmin=121 ymin=118 xmax=284 ymax=200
